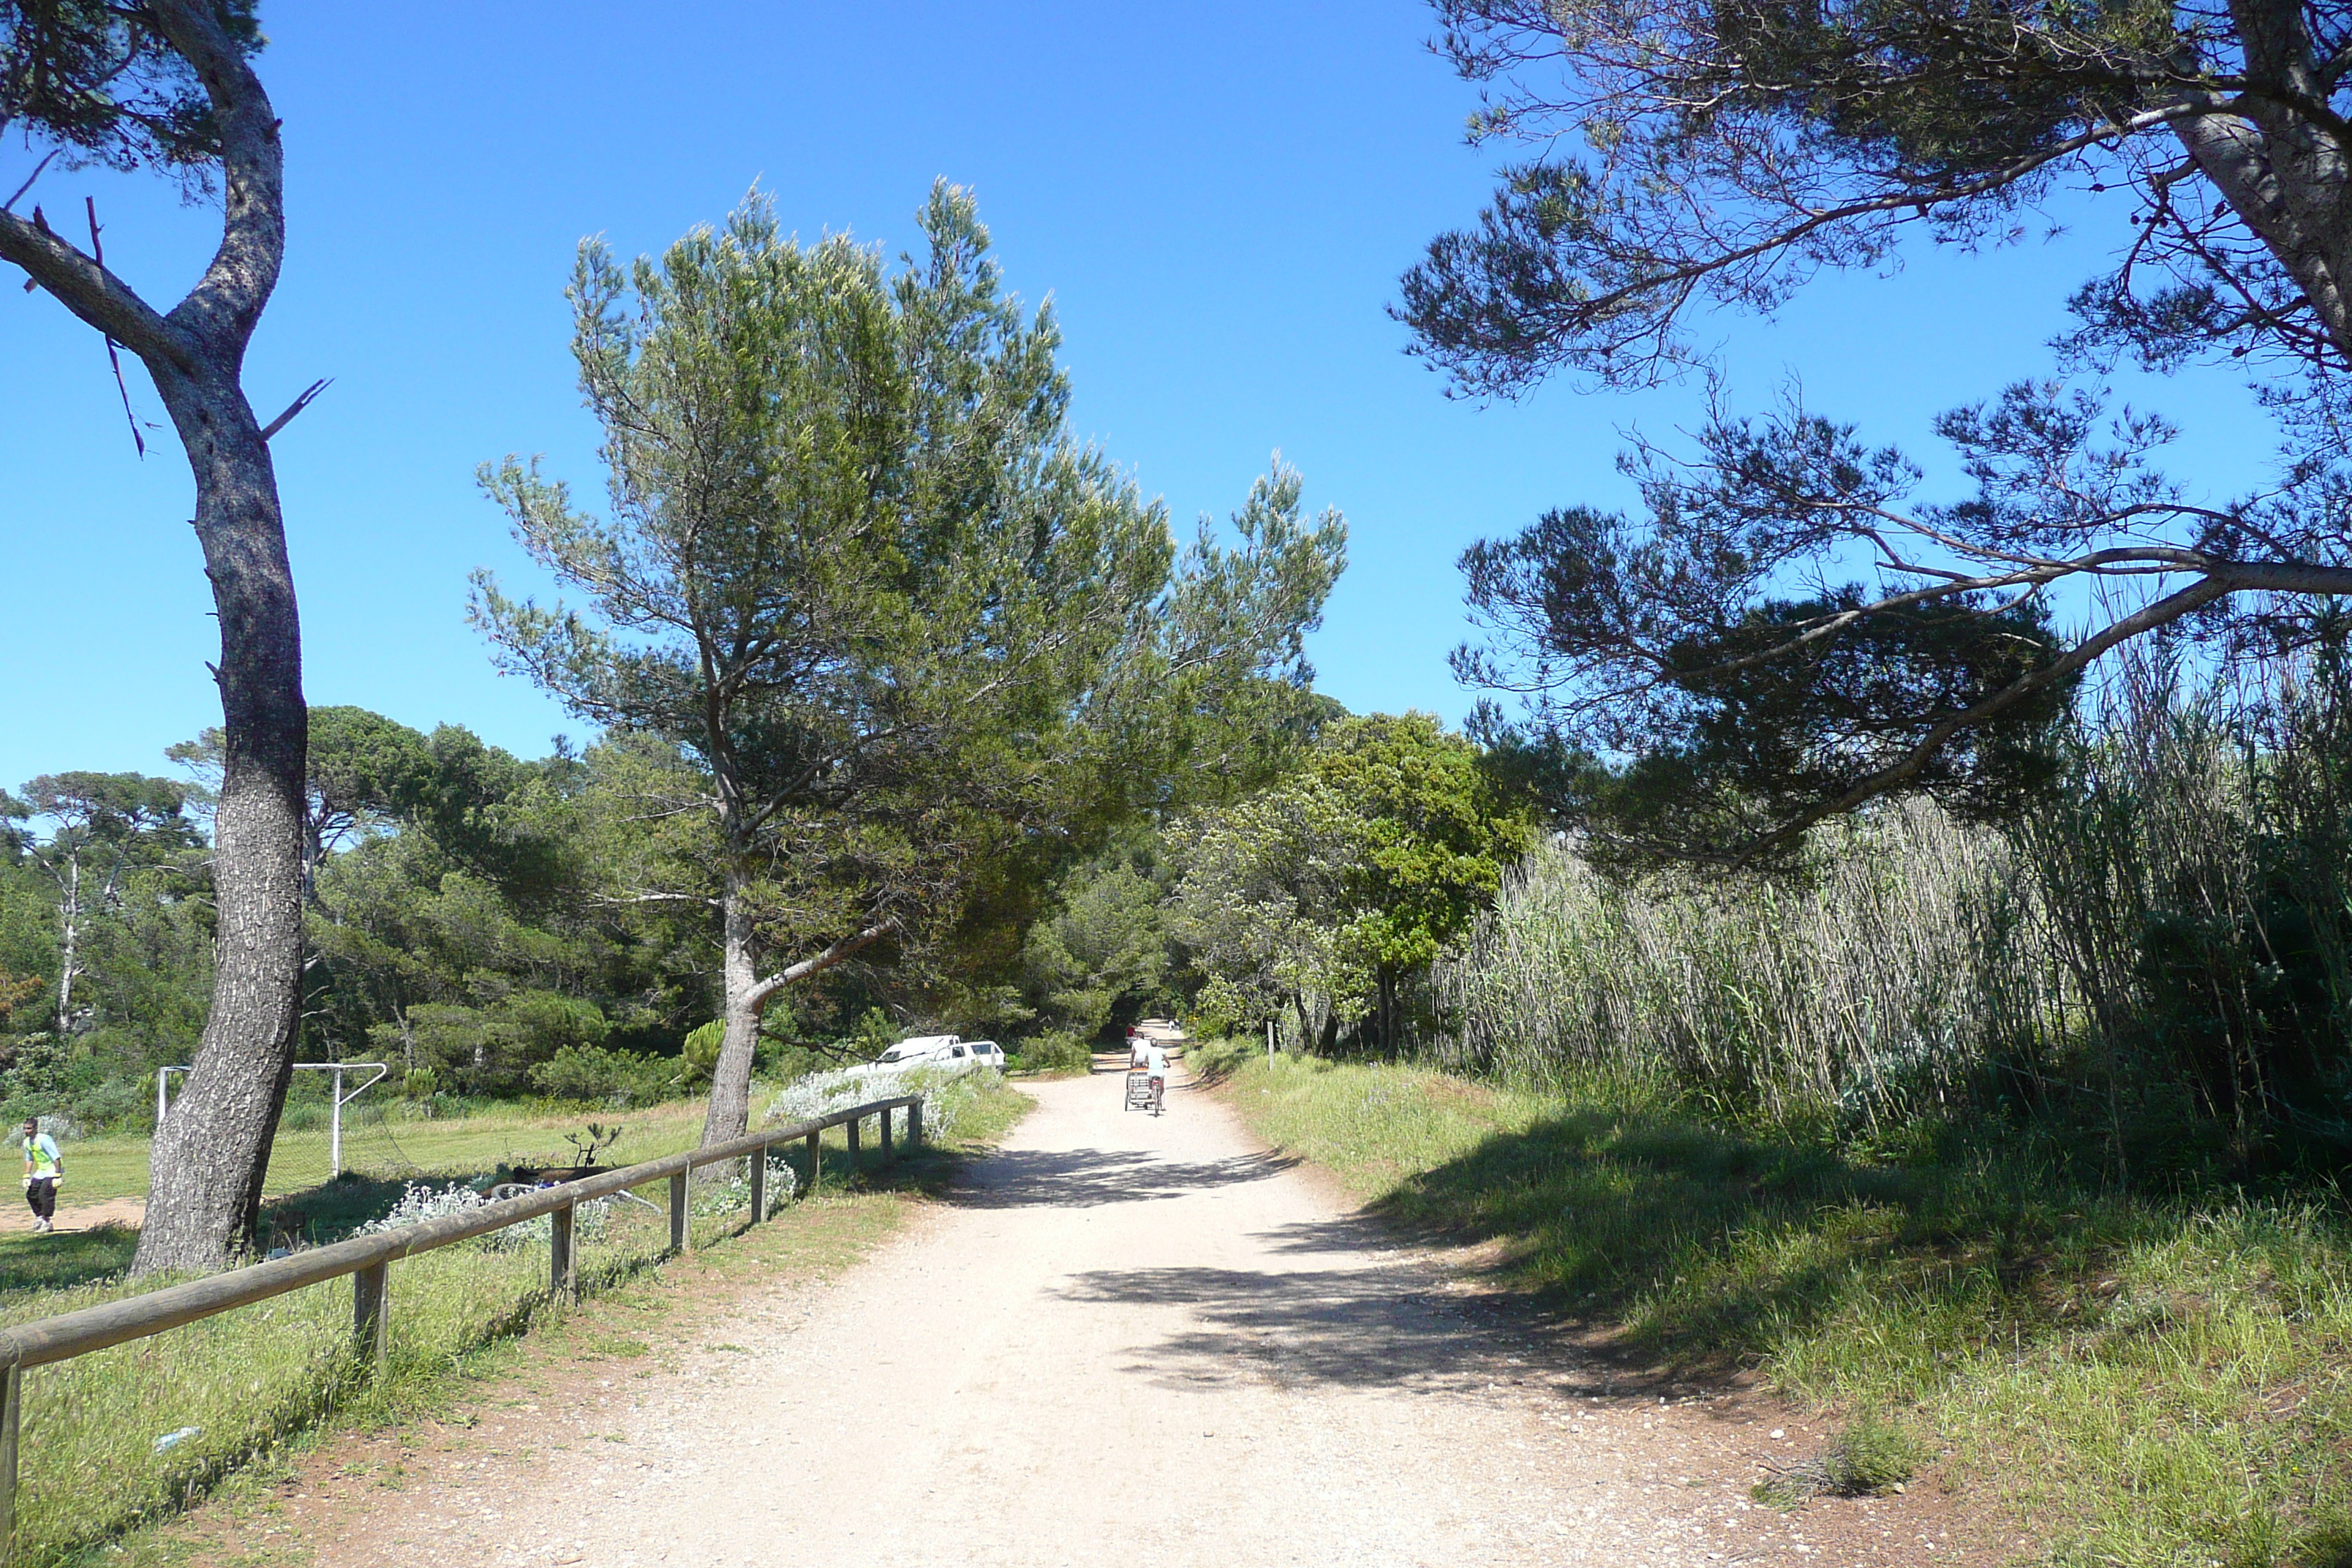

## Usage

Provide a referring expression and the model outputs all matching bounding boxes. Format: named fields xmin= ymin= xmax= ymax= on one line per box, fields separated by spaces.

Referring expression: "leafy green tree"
xmin=1309 ymin=713 xmax=1536 ymax=1047
xmin=295 ymin=725 xmax=669 ymax=1093
xmin=3 ymin=0 xmax=317 ymax=1272
xmin=1 ymin=774 xmax=197 ymax=1035
xmin=476 ymin=186 xmax=1344 ymax=1145
xmin=1173 ymin=714 xmax=1531 ymax=1050
xmin=1021 ymin=853 xmax=1178 ymax=1038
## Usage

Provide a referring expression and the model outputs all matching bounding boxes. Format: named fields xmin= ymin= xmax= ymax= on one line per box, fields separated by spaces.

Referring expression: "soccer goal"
xmin=156 ymin=1061 xmax=389 ymax=1179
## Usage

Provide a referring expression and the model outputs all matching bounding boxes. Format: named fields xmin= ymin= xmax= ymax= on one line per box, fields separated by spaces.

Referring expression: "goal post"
xmin=157 ymin=1061 xmax=389 ymax=1179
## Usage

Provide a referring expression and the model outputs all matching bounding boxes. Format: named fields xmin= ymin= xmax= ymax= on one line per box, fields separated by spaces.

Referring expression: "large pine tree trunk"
xmin=0 ymin=0 xmax=308 ymax=1276
xmin=133 ymin=376 xmax=307 ymax=1275
xmin=703 ymin=874 xmax=763 ymax=1147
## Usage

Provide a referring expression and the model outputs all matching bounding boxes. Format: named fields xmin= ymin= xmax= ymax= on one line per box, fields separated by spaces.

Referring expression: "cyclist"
xmin=1140 ymin=1039 xmax=1169 ymax=1116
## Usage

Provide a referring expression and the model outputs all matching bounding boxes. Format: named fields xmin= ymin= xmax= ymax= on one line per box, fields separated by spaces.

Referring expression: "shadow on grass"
xmin=0 ymin=1224 xmax=139 ymax=1298
xmin=1359 ymin=1104 xmax=2136 ymax=1378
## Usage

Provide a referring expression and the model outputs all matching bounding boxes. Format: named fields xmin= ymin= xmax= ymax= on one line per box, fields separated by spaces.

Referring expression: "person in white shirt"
xmin=1140 ymin=1041 xmax=1169 ymax=1115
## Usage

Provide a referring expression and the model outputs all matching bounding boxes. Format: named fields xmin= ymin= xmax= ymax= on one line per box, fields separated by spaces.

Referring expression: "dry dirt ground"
xmin=200 ymin=1060 xmax=2024 ymax=1568
xmin=0 ymin=1192 xmax=143 ymax=1233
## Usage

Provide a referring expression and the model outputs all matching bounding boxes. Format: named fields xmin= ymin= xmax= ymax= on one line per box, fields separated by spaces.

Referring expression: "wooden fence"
xmin=0 ymin=1093 xmax=923 ymax=1555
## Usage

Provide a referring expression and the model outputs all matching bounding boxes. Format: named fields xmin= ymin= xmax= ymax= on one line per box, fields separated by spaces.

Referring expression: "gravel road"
xmin=310 ymin=1060 xmax=1907 ymax=1568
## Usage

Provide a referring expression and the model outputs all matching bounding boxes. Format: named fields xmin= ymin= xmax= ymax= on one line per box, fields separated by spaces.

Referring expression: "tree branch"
xmin=0 ymin=207 xmax=188 ymax=369
xmin=742 ymin=919 xmax=897 ymax=1014
xmin=145 ymin=0 xmax=282 ymax=352
xmin=1720 ymin=576 xmax=2236 ymax=868
xmin=260 ymin=378 xmax=331 ymax=441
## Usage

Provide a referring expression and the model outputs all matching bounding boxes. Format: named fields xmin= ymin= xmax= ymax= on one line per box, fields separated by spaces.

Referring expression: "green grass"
xmin=0 ymin=1072 xmax=1031 ymax=1567
xmin=45 ymin=1094 xmax=727 ymax=1210
xmin=1196 ymin=1038 xmax=2352 ymax=1568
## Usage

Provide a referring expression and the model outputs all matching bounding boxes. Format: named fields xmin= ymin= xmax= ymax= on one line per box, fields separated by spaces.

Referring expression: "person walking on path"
xmin=20 ymin=1117 xmax=62 ymax=1233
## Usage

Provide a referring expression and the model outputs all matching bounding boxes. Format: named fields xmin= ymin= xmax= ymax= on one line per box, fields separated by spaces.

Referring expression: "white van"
xmin=850 ymin=1035 xmax=998 ymax=1078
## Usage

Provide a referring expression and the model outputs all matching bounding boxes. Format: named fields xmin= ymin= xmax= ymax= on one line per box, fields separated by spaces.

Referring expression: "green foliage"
xmin=472 ymin=183 xmax=1182 ymax=974
xmin=471 ymin=184 xmax=1346 ymax=1139
xmin=1437 ymin=649 xmax=2352 ymax=1162
xmin=1011 ymin=1030 xmax=1094 ymax=1076
xmin=1404 ymin=0 xmax=2345 ymax=391
xmin=681 ymin=1019 xmax=724 ymax=1081
xmin=392 ymin=991 xmax=612 ymax=1098
xmin=1172 ymin=712 xmax=1533 ymax=1051
xmin=1754 ymin=1414 xmax=1926 ymax=1505
xmin=0 ymin=0 xmax=263 ymax=184
xmin=0 ymin=766 xmax=211 ymax=1121
xmin=527 ymin=1044 xmax=682 ymax=1107
xmin=1019 ymin=853 xmax=1177 ymax=1036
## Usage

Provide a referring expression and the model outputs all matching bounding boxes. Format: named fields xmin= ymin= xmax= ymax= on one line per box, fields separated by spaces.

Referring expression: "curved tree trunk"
xmin=134 ymin=373 xmax=306 ymax=1274
xmin=0 ymin=0 xmax=308 ymax=1274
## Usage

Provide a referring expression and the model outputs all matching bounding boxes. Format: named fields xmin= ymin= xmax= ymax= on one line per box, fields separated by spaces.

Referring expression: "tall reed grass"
xmin=1435 ymin=650 xmax=2352 ymax=1159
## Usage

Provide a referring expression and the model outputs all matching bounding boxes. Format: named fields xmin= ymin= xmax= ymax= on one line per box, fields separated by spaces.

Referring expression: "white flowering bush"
xmin=356 ymin=1181 xmax=489 ymax=1234
xmin=762 ymin=1066 xmax=880 ymax=1125
xmin=356 ymin=1180 xmax=610 ymax=1248
xmin=691 ymin=1155 xmax=799 ymax=1218
xmin=761 ymin=1063 xmax=1000 ymax=1145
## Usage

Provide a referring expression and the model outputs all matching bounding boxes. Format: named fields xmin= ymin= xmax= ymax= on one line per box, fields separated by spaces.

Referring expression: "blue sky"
xmin=0 ymin=0 xmax=2283 ymax=790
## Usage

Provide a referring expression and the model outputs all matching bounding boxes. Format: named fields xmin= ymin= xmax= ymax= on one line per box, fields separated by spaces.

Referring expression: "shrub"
xmin=682 ymin=1019 xmax=724 ymax=1084
xmin=1754 ymin=1414 xmax=1926 ymax=1505
xmin=690 ymin=1156 xmax=799 ymax=1218
xmin=528 ymin=1044 xmax=683 ymax=1108
xmin=357 ymin=1179 xmax=611 ymax=1248
xmin=1013 ymin=1030 xmax=1093 ymax=1075
xmin=762 ymin=1063 xmax=1000 ymax=1144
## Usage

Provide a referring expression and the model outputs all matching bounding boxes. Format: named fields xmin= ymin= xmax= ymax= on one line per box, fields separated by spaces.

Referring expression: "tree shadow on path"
xmin=1051 ymin=1209 xmax=1692 ymax=1402
xmin=947 ymin=1146 xmax=1304 ymax=1210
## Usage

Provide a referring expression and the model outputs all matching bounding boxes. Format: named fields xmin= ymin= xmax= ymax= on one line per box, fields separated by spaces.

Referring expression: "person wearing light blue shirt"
xmin=20 ymin=1118 xmax=61 ymax=1234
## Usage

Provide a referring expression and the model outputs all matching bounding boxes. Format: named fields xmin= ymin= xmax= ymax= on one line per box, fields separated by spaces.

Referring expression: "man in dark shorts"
xmin=20 ymin=1117 xmax=62 ymax=1233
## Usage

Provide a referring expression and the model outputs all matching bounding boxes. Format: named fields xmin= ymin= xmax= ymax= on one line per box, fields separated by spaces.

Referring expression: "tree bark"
xmin=0 ymin=0 xmax=306 ymax=1274
xmin=700 ymin=913 xmax=896 ymax=1147
xmin=53 ymin=851 xmax=79 ymax=1037
xmin=704 ymin=870 xmax=763 ymax=1148
xmin=136 ymin=369 xmax=306 ymax=1273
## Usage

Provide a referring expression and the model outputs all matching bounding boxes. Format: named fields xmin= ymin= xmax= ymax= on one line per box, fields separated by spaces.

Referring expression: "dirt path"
xmin=280 ymin=1061 xmax=1995 ymax=1568
xmin=0 ymin=1193 xmax=142 ymax=1234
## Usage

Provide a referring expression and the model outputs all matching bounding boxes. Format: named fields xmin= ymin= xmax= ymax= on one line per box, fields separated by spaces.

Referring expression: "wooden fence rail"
xmin=0 ymin=1093 xmax=924 ymax=1556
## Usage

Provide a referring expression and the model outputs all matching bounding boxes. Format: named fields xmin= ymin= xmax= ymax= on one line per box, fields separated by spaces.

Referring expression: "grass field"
xmin=34 ymin=1096 xmax=723 ymax=1211
xmin=0 ymin=1074 xmax=1031 ymax=1567
xmin=1194 ymin=1039 xmax=2352 ymax=1568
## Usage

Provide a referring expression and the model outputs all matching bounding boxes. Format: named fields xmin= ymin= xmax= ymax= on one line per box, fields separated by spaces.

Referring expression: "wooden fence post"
xmin=550 ymin=1202 xmax=577 ymax=1302
xmin=805 ymin=1131 xmax=820 ymax=1195
xmin=353 ymin=1261 xmax=390 ymax=1366
xmin=910 ymin=1098 xmax=923 ymax=1147
xmin=880 ymin=1104 xmax=894 ymax=1157
xmin=749 ymin=1147 xmax=767 ymax=1223
xmin=668 ymin=1172 xmax=690 ymax=1254
xmin=847 ymin=1114 xmax=862 ymax=1161
xmin=0 ymin=1355 xmax=20 ymax=1558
